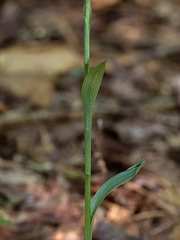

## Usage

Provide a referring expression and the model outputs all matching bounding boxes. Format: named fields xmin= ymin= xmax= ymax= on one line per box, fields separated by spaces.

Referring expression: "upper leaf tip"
xmin=140 ymin=157 xmax=145 ymax=165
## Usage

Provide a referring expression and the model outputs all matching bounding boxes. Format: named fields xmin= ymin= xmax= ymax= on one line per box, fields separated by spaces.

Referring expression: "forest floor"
xmin=0 ymin=0 xmax=180 ymax=239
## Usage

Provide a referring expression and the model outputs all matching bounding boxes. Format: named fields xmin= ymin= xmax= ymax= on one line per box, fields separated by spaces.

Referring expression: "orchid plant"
xmin=81 ymin=1 xmax=144 ymax=239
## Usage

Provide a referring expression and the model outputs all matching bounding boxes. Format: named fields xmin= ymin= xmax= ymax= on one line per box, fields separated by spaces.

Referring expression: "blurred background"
xmin=0 ymin=0 xmax=180 ymax=239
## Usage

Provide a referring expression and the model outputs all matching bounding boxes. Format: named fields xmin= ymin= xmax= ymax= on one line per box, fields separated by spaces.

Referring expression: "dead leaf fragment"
xmin=51 ymin=225 xmax=81 ymax=240
xmin=171 ymin=224 xmax=180 ymax=240
xmin=107 ymin=204 xmax=130 ymax=224
xmin=0 ymin=74 xmax=53 ymax=107
xmin=0 ymin=44 xmax=81 ymax=106
xmin=92 ymin=0 xmax=121 ymax=11
xmin=0 ymin=44 xmax=81 ymax=75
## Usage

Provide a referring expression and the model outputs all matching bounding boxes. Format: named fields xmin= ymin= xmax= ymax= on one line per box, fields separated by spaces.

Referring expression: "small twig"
xmin=149 ymin=221 xmax=175 ymax=238
xmin=125 ymin=181 xmax=180 ymax=217
xmin=0 ymin=109 xmax=83 ymax=127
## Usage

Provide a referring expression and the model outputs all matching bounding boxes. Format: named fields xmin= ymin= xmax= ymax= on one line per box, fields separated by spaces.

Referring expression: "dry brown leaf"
xmin=107 ymin=204 xmax=130 ymax=224
xmin=159 ymin=185 xmax=180 ymax=207
xmin=0 ymin=44 xmax=81 ymax=75
xmin=0 ymin=74 xmax=53 ymax=107
xmin=0 ymin=44 xmax=81 ymax=106
xmin=171 ymin=224 xmax=180 ymax=240
xmin=50 ymin=224 xmax=82 ymax=240
xmin=92 ymin=0 xmax=121 ymax=11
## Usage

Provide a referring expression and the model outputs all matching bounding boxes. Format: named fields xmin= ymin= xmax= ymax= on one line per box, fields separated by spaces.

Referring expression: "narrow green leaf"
xmin=91 ymin=158 xmax=144 ymax=224
xmin=81 ymin=61 xmax=106 ymax=117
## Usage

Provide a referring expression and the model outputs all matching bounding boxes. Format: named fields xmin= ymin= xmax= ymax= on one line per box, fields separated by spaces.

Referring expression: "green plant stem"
xmin=84 ymin=0 xmax=92 ymax=76
xmin=84 ymin=115 xmax=92 ymax=240
xmin=84 ymin=1 xmax=92 ymax=239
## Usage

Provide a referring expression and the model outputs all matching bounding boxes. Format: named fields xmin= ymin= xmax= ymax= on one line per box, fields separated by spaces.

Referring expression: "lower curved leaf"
xmin=91 ymin=158 xmax=144 ymax=225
